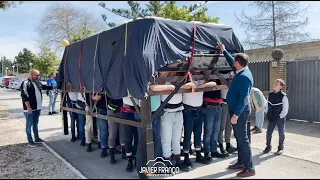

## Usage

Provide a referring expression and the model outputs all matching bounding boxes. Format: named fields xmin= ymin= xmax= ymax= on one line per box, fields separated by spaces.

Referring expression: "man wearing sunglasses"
xmin=20 ymin=70 xmax=44 ymax=147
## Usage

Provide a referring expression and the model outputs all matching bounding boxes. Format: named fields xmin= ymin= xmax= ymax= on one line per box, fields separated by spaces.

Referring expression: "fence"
xmin=248 ymin=61 xmax=270 ymax=92
xmin=286 ymin=60 xmax=320 ymax=122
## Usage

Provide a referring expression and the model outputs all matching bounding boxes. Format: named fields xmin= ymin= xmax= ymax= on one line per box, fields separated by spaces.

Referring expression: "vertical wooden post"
xmin=140 ymin=97 xmax=154 ymax=166
xmin=61 ymin=91 xmax=69 ymax=135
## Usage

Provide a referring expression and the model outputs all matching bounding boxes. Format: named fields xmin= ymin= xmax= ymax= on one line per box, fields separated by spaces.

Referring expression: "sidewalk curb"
xmin=0 ymin=104 xmax=87 ymax=179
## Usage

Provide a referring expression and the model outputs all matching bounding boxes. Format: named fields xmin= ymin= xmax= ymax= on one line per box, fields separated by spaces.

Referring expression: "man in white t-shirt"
xmin=21 ymin=70 xmax=44 ymax=147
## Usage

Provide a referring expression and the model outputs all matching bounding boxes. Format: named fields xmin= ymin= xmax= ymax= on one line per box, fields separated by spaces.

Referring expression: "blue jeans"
xmin=230 ymin=108 xmax=254 ymax=171
xmin=135 ymin=111 xmax=163 ymax=175
xmin=24 ymin=110 xmax=41 ymax=143
xmin=68 ymin=102 xmax=79 ymax=138
xmin=97 ymin=108 xmax=109 ymax=149
xmin=183 ymin=108 xmax=204 ymax=151
xmin=266 ymin=118 xmax=285 ymax=150
xmin=93 ymin=117 xmax=98 ymax=137
xmin=122 ymin=112 xmax=138 ymax=155
xmin=49 ymin=92 xmax=58 ymax=113
xmin=255 ymin=109 xmax=265 ymax=130
xmin=77 ymin=107 xmax=86 ymax=142
xmin=203 ymin=106 xmax=222 ymax=153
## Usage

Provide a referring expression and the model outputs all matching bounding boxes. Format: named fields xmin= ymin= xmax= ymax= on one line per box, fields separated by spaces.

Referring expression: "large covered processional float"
xmin=57 ymin=16 xmax=245 ymax=169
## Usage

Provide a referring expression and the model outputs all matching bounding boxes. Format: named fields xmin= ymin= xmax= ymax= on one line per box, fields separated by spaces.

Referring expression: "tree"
xmin=235 ymin=1 xmax=310 ymax=48
xmin=36 ymin=2 xmax=105 ymax=53
xmin=0 ymin=1 xmax=23 ymax=11
xmin=99 ymin=1 xmax=219 ymax=28
xmin=70 ymin=24 xmax=93 ymax=43
xmin=14 ymin=48 xmax=37 ymax=74
xmin=34 ymin=46 xmax=59 ymax=76
xmin=0 ymin=56 xmax=12 ymax=76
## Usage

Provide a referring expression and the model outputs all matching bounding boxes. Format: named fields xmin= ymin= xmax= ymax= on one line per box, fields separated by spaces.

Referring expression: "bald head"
xmin=30 ymin=69 xmax=40 ymax=81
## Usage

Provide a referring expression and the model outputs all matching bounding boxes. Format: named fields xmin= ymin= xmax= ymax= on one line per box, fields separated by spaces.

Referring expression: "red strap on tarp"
xmin=183 ymin=23 xmax=197 ymax=94
xmin=78 ymin=44 xmax=83 ymax=91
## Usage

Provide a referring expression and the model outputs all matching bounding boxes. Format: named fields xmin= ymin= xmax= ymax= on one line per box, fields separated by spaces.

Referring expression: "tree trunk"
xmin=272 ymin=1 xmax=276 ymax=47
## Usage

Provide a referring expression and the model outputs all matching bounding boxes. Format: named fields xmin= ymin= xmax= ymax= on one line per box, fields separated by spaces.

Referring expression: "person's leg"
xmin=211 ymin=107 xmax=224 ymax=157
xmin=152 ymin=115 xmax=163 ymax=158
xmin=69 ymin=103 xmax=76 ymax=140
xmin=233 ymin=109 xmax=254 ymax=171
xmin=225 ymin=108 xmax=236 ymax=153
xmin=276 ymin=119 xmax=286 ymax=153
xmin=193 ymin=108 xmax=209 ymax=164
xmin=255 ymin=109 xmax=264 ymax=132
xmin=122 ymin=113 xmax=135 ymax=172
xmin=85 ymin=106 xmax=93 ymax=152
xmin=218 ymin=104 xmax=227 ymax=145
xmin=93 ymin=117 xmax=98 ymax=138
xmin=52 ymin=93 xmax=58 ymax=113
xmin=78 ymin=112 xmax=86 ymax=146
xmin=119 ymin=123 xmax=127 ymax=159
xmin=97 ymin=116 xmax=109 ymax=157
xmin=32 ymin=110 xmax=41 ymax=141
xmin=24 ymin=112 xmax=33 ymax=143
xmin=160 ymin=112 xmax=173 ymax=159
xmin=203 ymin=107 xmax=214 ymax=158
xmin=49 ymin=93 xmax=54 ymax=113
xmin=107 ymin=110 xmax=120 ymax=164
xmin=265 ymin=121 xmax=277 ymax=152
xmin=182 ymin=109 xmax=194 ymax=167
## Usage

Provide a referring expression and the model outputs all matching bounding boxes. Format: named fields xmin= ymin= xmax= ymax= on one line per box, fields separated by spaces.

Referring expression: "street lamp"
xmin=29 ymin=62 xmax=33 ymax=71
xmin=12 ymin=65 xmax=15 ymax=75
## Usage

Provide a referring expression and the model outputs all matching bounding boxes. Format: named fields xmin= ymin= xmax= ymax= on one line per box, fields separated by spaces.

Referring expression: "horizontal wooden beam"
xmin=63 ymin=107 xmax=144 ymax=128
xmin=155 ymin=74 xmax=233 ymax=83
xmin=148 ymin=85 xmax=228 ymax=96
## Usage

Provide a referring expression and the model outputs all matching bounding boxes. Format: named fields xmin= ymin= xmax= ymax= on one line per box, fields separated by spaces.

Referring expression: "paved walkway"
xmin=1 ymin=88 xmax=320 ymax=179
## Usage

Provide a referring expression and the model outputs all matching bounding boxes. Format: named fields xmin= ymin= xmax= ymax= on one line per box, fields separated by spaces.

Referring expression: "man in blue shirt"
xmin=218 ymin=42 xmax=255 ymax=177
xmin=47 ymin=72 xmax=58 ymax=115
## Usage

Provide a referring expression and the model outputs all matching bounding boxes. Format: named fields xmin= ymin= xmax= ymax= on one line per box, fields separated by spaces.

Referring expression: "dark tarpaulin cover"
xmin=58 ymin=18 xmax=244 ymax=99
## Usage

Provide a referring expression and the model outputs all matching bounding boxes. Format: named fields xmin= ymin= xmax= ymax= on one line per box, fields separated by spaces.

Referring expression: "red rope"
xmin=183 ymin=23 xmax=197 ymax=94
xmin=78 ymin=44 xmax=83 ymax=91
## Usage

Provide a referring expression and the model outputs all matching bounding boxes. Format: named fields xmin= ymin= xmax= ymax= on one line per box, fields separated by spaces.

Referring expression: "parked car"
xmin=12 ymin=78 xmax=26 ymax=90
xmin=1 ymin=76 xmax=15 ymax=88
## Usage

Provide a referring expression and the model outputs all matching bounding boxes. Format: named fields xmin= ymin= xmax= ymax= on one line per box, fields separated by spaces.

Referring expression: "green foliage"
xmin=0 ymin=56 xmax=12 ymax=75
xmin=34 ymin=47 xmax=59 ymax=76
xmin=70 ymin=25 xmax=94 ymax=43
xmin=0 ymin=1 xmax=23 ymax=11
xmin=14 ymin=48 xmax=37 ymax=74
xmin=99 ymin=1 xmax=218 ymax=28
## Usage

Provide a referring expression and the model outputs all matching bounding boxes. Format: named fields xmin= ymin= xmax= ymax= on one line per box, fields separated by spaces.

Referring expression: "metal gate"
xmin=248 ymin=61 xmax=270 ymax=91
xmin=286 ymin=60 xmax=320 ymax=122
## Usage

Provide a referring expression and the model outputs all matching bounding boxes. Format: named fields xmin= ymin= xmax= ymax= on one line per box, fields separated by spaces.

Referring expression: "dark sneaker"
xmin=28 ymin=141 xmax=37 ymax=147
xmin=228 ymin=162 xmax=245 ymax=170
xmin=196 ymin=154 xmax=210 ymax=165
xmin=109 ymin=149 xmax=116 ymax=164
xmin=80 ymin=140 xmax=86 ymax=146
xmin=98 ymin=142 xmax=101 ymax=149
xmin=237 ymin=169 xmax=256 ymax=177
xmin=86 ymin=144 xmax=92 ymax=152
xmin=100 ymin=148 xmax=108 ymax=158
xmin=76 ymin=135 xmax=80 ymax=140
xmin=274 ymin=149 xmax=283 ymax=156
xmin=263 ymin=146 xmax=272 ymax=154
xmin=48 ymin=112 xmax=53 ymax=115
xmin=211 ymin=151 xmax=227 ymax=159
xmin=226 ymin=145 xmax=237 ymax=154
xmin=34 ymin=138 xmax=44 ymax=143
xmin=220 ymin=147 xmax=230 ymax=157
xmin=52 ymin=111 xmax=58 ymax=114
xmin=114 ymin=148 xmax=122 ymax=154
xmin=250 ymin=126 xmax=258 ymax=132
xmin=204 ymin=152 xmax=213 ymax=162
xmin=253 ymin=129 xmax=262 ymax=134
xmin=71 ymin=137 xmax=77 ymax=142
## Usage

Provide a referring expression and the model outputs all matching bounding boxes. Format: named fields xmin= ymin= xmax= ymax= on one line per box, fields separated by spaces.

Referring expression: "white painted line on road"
xmin=0 ymin=105 xmax=87 ymax=179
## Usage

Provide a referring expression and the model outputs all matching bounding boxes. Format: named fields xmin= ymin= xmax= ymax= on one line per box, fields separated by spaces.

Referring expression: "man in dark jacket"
xmin=218 ymin=42 xmax=255 ymax=177
xmin=21 ymin=70 xmax=44 ymax=147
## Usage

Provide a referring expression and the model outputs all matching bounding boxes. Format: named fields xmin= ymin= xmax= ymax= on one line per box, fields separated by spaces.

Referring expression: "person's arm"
xmin=234 ymin=76 xmax=252 ymax=117
xmin=223 ymin=50 xmax=236 ymax=73
xmin=149 ymin=84 xmax=175 ymax=91
xmin=21 ymin=81 xmax=32 ymax=114
xmin=198 ymin=81 xmax=217 ymax=89
xmin=181 ymin=82 xmax=195 ymax=89
xmin=279 ymin=96 xmax=289 ymax=119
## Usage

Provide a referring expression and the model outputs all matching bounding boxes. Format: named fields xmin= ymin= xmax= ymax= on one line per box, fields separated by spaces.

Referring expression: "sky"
xmin=0 ymin=1 xmax=319 ymax=61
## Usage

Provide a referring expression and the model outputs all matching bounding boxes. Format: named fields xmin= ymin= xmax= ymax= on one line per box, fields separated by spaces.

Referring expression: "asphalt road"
xmin=1 ymin=88 xmax=320 ymax=179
